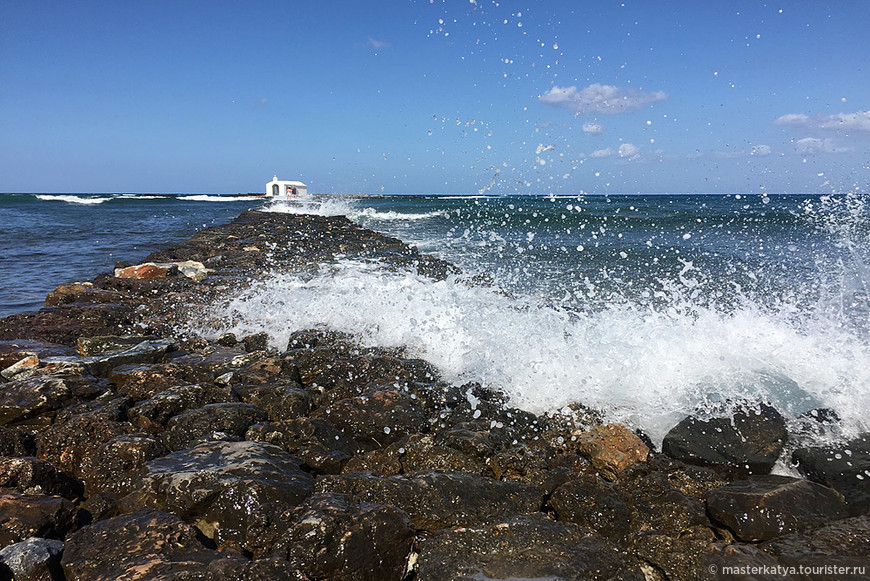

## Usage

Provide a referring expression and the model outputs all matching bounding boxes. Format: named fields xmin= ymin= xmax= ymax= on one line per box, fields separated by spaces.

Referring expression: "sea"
xmin=2 ymin=191 xmax=869 ymax=456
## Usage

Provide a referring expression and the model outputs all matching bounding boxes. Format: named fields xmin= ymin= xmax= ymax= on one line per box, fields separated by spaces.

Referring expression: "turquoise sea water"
xmin=3 ymin=191 xmax=869 ymax=451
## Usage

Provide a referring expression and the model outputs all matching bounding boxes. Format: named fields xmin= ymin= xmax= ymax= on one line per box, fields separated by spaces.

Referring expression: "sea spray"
xmin=195 ymin=258 xmax=870 ymax=448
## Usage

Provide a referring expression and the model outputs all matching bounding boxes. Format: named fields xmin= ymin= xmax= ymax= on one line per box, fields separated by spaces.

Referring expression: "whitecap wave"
xmin=191 ymin=260 xmax=870 ymax=447
xmin=35 ymin=194 xmax=113 ymax=205
xmin=177 ymin=195 xmax=265 ymax=202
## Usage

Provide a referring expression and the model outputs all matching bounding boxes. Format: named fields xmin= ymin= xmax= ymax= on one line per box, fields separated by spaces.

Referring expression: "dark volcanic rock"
xmin=311 ymin=389 xmax=429 ymax=451
xmin=35 ymin=414 xmax=131 ymax=481
xmin=0 ymin=536 xmax=64 ymax=581
xmin=762 ymin=515 xmax=870 ymax=566
xmin=792 ymin=432 xmax=870 ymax=516
xmin=234 ymin=383 xmax=312 ymax=423
xmin=276 ymin=492 xmax=415 ymax=581
xmin=706 ymin=475 xmax=847 ymax=541
xmin=110 ymin=362 xmax=211 ymax=401
xmin=317 ymin=470 xmax=545 ymax=532
xmin=342 ymin=433 xmax=486 ymax=477
xmin=87 ymin=434 xmax=169 ymax=496
xmin=0 ymin=491 xmax=77 ymax=548
xmin=0 ymin=457 xmax=83 ymax=500
xmin=0 ymin=426 xmax=36 ymax=457
xmin=123 ymin=440 xmax=314 ymax=555
xmin=662 ymin=403 xmax=788 ymax=477
xmin=0 ymin=375 xmax=102 ymax=426
xmin=0 ymin=304 xmax=136 ymax=347
xmin=415 ymin=514 xmax=644 ymax=580
xmin=60 ymin=510 xmax=246 ymax=581
xmin=44 ymin=281 xmax=130 ymax=307
xmin=246 ymin=417 xmax=355 ymax=475
xmin=126 ymin=383 xmax=235 ymax=430
xmin=161 ymin=402 xmax=268 ymax=451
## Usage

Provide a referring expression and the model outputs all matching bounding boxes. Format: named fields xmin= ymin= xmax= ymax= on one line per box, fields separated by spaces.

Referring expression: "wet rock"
xmin=317 ymin=471 xmax=545 ymax=532
xmin=550 ymin=472 xmax=634 ymax=542
xmin=575 ymin=422 xmax=650 ymax=480
xmin=415 ymin=514 xmax=644 ymax=580
xmin=312 ymin=389 xmax=428 ymax=451
xmin=161 ymin=402 xmax=268 ymax=450
xmin=0 ymin=491 xmax=77 ymax=548
xmin=706 ymin=475 xmax=847 ymax=541
xmin=0 ymin=457 xmax=83 ymax=500
xmin=108 ymin=362 xmax=200 ymax=400
xmin=60 ymin=509 xmax=246 ymax=581
xmin=0 ymin=376 xmax=82 ymax=426
xmin=662 ymin=403 xmax=788 ymax=477
xmin=75 ymin=335 xmax=153 ymax=356
xmin=0 ymin=426 xmax=36 ymax=457
xmin=0 ymin=354 xmax=40 ymax=381
xmin=0 ymin=537 xmax=64 ymax=581
xmin=114 ymin=262 xmax=178 ymax=280
xmin=0 ymin=304 xmax=136 ymax=347
xmin=72 ymin=338 xmax=176 ymax=377
xmin=276 ymin=493 xmax=415 ymax=581
xmin=234 ymin=384 xmax=312 ymax=423
xmin=126 ymin=383 xmax=235 ymax=430
xmin=87 ymin=434 xmax=169 ymax=496
xmin=35 ymin=415 xmax=131 ymax=480
xmin=242 ymin=332 xmax=270 ymax=353
xmin=123 ymin=440 xmax=314 ymax=555
xmin=230 ymin=355 xmax=303 ymax=386
xmin=630 ymin=526 xmax=719 ymax=581
xmin=792 ymin=433 xmax=870 ymax=516
xmin=701 ymin=542 xmax=783 ymax=580
xmin=0 ymin=341 xmax=75 ymax=369
xmin=246 ymin=418 xmax=355 ymax=474
xmin=44 ymin=281 xmax=130 ymax=307
xmin=343 ymin=433 xmax=486 ymax=477
xmin=761 ymin=515 xmax=870 ymax=569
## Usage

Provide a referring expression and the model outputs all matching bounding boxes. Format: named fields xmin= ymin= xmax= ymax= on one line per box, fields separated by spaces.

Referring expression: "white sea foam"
xmin=178 ymin=195 xmax=264 ymax=202
xmin=264 ymin=196 xmax=446 ymax=222
xmin=35 ymin=194 xmax=113 ymax=205
xmin=193 ymin=259 xmax=870 ymax=447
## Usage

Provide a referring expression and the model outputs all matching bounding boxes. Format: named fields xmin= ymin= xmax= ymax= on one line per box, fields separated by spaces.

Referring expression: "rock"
xmin=0 ymin=491 xmax=77 ymax=548
xmin=123 ymin=440 xmax=315 ymax=555
xmin=317 ymin=471 xmax=545 ymax=532
xmin=0 ymin=304 xmax=136 ymax=347
xmin=246 ymin=418 xmax=355 ymax=475
xmin=44 ymin=281 xmax=130 ymax=307
xmin=234 ymin=384 xmax=312 ymax=423
xmin=114 ymin=262 xmax=177 ymax=280
xmin=343 ymin=433 xmax=486 ymax=477
xmin=0 ymin=426 xmax=36 ymax=457
xmin=161 ymin=402 xmax=268 ymax=451
xmin=706 ymin=475 xmax=847 ymax=541
xmin=762 ymin=515 xmax=870 ymax=569
xmin=126 ymin=383 xmax=235 ymax=430
xmin=701 ymin=542 xmax=783 ymax=579
xmin=550 ymin=473 xmax=634 ymax=542
xmin=0 ymin=354 xmax=39 ymax=381
xmin=36 ymin=414 xmax=131 ymax=481
xmin=630 ymin=526 xmax=719 ymax=581
xmin=76 ymin=335 xmax=152 ymax=356
xmin=575 ymin=422 xmax=649 ymax=480
xmin=60 ymin=510 xmax=246 ymax=581
xmin=312 ymin=390 xmax=429 ymax=452
xmin=276 ymin=493 xmax=415 ymax=581
xmin=0 ymin=457 xmax=83 ymax=500
xmin=792 ymin=433 xmax=870 ymax=516
xmin=415 ymin=514 xmax=644 ymax=580
xmin=69 ymin=338 xmax=176 ymax=377
xmin=87 ymin=434 xmax=169 ymax=496
xmin=662 ymin=403 xmax=788 ymax=477
xmin=0 ymin=537 xmax=64 ymax=581
xmin=0 ymin=376 xmax=79 ymax=426
xmin=110 ymin=362 xmax=211 ymax=401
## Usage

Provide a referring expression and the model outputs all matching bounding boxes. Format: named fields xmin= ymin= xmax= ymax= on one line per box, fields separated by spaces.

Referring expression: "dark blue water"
xmin=0 ymin=193 xmax=266 ymax=316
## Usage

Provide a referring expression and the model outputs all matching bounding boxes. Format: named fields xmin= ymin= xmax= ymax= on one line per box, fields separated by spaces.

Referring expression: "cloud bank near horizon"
xmin=539 ymin=83 xmax=668 ymax=115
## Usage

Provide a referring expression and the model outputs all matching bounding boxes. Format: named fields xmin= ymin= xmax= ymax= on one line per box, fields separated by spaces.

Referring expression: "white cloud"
xmin=795 ymin=137 xmax=852 ymax=154
xmin=367 ymin=37 xmax=390 ymax=50
xmin=618 ymin=143 xmax=640 ymax=160
xmin=582 ymin=122 xmax=603 ymax=134
xmin=775 ymin=110 xmax=870 ymax=134
xmin=750 ymin=144 xmax=771 ymax=156
xmin=591 ymin=148 xmax=614 ymax=158
xmin=540 ymin=83 xmax=668 ymax=115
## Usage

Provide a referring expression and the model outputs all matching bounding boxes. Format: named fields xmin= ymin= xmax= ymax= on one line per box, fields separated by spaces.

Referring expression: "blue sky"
xmin=1 ymin=1 xmax=868 ymax=194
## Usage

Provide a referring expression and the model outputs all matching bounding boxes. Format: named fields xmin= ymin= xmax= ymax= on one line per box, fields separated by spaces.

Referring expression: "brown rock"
xmin=114 ymin=263 xmax=177 ymax=280
xmin=575 ymin=423 xmax=649 ymax=480
xmin=0 ymin=491 xmax=77 ymax=548
xmin=60 ymin=510 xmax=246 ymax=581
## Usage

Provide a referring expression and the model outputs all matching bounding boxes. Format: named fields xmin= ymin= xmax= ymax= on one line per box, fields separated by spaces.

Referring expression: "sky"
xmin=1 ymin=0 xmax=869 ymax=195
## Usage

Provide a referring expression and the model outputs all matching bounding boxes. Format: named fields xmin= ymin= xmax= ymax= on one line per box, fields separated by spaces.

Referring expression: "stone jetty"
xmin=0 ymin=210 xmax=867 ymax=580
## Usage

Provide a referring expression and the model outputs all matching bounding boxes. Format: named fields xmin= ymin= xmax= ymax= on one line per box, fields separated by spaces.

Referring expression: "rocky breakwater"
xmin=0 ymin=210 xmax=866 ymax=581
